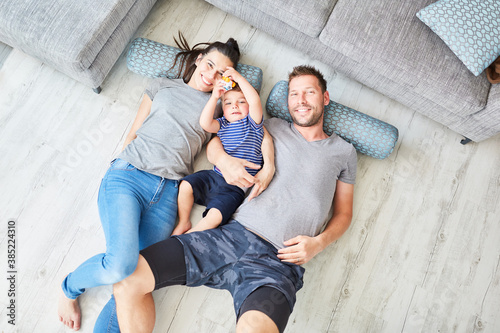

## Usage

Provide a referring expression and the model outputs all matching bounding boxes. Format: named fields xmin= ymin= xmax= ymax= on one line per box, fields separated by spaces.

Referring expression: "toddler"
xmin=175 ymin=67 xmax=266 ymax=234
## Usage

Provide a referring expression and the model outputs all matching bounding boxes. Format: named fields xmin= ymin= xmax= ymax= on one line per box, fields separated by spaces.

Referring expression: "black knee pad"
xmin=238 ymin=286 xmax=291 ymax=333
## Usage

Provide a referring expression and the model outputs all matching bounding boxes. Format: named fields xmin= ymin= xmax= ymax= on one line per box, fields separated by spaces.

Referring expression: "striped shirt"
xmin=214 ymin=115 xmax=264 ymax=177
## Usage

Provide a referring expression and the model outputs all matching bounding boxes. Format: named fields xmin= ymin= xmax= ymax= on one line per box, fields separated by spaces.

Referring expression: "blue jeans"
xmin=60 ymin=159 xmax=179 ymax=331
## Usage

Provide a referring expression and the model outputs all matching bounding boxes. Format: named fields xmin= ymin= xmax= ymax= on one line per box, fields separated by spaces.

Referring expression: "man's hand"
xmin=219 ymin=154 xmax=260 ymax=188
xmin=247 ymin=163 xmax=275 ymax=201
xmin=277 ymin=235 xmax=325 ymax=265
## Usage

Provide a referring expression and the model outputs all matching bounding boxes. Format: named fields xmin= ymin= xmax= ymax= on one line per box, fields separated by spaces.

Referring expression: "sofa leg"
xmin=93 ymin=86 xmax=102 ymax=94
xmin=460 ymin=137 xmax=472 ymax=145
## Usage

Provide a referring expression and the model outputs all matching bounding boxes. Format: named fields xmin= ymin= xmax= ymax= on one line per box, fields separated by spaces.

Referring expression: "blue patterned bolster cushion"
xmin=127 ymin=38 xmax=263 ymax=92
xmin=266 ymin=81 xmax=399 ymax=159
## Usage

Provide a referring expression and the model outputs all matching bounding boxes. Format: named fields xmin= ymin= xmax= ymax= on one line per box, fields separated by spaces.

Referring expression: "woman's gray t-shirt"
xmin=119 ymin=78 xmax=211 ymax=180
xmin=233 ymin=118 xmax=357 ymax=250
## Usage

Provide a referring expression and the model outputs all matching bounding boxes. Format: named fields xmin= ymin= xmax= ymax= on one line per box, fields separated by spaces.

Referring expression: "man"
xmin=113 ymin=65 xmax=357 ymax=333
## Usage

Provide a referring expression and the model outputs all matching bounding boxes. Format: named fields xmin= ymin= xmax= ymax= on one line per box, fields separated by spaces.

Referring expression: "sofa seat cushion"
xmin=0 ymin=0 xmax=135 ymax=72
xmin=319 ymin=0 xmax=490 ymax=118
xmin=204 ymin=0 xmax=339 ymax=38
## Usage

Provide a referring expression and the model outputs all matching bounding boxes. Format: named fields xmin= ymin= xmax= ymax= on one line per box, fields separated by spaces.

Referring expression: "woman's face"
xmin=188 ymin=50 xmax=234 ymax=92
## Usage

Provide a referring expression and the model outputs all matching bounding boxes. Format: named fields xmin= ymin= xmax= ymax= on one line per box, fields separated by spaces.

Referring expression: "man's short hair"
xmin=288 ymin=65 xmax=327 ymax=93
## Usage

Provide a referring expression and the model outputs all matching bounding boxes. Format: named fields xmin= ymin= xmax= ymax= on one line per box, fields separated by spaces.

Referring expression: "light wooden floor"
xmin=1 ymin=0 xmax=499 ymax=332
xmin=0 ymin=42 xmax=12 ymax=69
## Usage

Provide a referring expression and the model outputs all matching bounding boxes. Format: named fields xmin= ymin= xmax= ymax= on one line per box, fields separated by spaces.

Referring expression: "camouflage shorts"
xmin=173 ymin=221 xmax=305 ymax=315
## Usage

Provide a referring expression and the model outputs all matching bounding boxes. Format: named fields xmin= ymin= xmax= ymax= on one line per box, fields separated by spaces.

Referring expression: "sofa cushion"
xmin=0 ymin=0 xmax=135 ymax=72
xmin=319 ymin=0 xmax=490 ymax=118
xmin=203 ymin=0 xmax=339 ymax=38
xmin=417 ymin=0 xmax=500 ymax=76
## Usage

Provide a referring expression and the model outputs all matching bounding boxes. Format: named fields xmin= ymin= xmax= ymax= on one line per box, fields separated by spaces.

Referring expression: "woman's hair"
xmin=171 ymin=32 xmax=240 ymax=83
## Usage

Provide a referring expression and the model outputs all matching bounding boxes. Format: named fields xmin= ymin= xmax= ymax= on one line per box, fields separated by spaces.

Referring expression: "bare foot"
xmin=171 ymin=221 xmax=192 ymax=236
xmin=58 ymin=287 xmax=81 ymax=331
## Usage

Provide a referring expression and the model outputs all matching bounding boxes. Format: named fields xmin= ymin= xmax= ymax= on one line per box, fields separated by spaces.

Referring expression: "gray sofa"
xmin=203 ymin=0 xmax=500 ymax=143
xmin=0 ymin=0 xmax=157 ymax=93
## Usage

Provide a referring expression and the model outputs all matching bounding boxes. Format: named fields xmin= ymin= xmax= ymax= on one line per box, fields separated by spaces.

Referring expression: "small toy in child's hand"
xmin=221 ymin=76 xmax=236 ymax=91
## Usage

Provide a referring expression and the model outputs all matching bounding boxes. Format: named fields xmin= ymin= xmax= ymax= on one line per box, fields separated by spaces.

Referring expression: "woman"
xmin=58 ymin=34 xmax=272 ymax=332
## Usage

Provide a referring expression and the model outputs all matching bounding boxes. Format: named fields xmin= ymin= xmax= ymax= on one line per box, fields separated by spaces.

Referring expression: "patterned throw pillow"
xmin=266 ymin=81 xmax=399 ymax=159
xmin=417 ymin=0 xmax=500 ymax=76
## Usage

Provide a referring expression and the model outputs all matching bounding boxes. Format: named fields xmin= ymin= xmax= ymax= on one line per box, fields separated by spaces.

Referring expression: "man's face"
xmin=288 ymin=75 xmax=329 ymax=127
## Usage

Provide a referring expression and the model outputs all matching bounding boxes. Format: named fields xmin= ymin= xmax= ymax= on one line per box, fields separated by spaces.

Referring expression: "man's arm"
xmin=207 ymin=129 xmax=275 ymax=195
xmin=277 ymin=180 xmax=354 ymax=265
xmin=247 ymin=126 xmax=275 ymax=201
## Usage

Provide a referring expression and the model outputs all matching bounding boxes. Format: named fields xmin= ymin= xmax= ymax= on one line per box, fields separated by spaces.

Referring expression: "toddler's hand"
xmin=222 ymin=67 xmax=244 ymax=84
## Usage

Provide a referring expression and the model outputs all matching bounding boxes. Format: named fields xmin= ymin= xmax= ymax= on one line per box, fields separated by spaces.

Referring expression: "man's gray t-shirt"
xmin=119 ymin=78 xmax=211 ymax=180
xmin=233 ymin=118 xmax=357 ymax=250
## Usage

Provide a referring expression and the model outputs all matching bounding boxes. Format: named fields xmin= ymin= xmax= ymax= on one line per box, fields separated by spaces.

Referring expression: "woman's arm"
xmin=207 ymin=137 xmax=260 ymax=188
xmin=247 ymin=126 xmax=275 ymax=201
xmin=122 ymin=94 xmax=153 ymax=150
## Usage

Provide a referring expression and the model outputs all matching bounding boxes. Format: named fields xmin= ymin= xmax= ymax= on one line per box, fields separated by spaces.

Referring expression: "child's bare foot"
xmin=58 ymin=287 xmax=81 ymax=331
xmin=171 ymin=221 xmax=192 ymax=235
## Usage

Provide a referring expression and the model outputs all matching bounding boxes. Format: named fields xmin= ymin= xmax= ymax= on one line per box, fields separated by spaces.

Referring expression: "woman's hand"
xmin=211 ymin=80 xmax=226 ymax=100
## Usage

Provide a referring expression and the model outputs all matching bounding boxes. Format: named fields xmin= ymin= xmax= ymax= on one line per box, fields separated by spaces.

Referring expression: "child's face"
xmin=222 ymin=90 xmax=249 ymax=122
